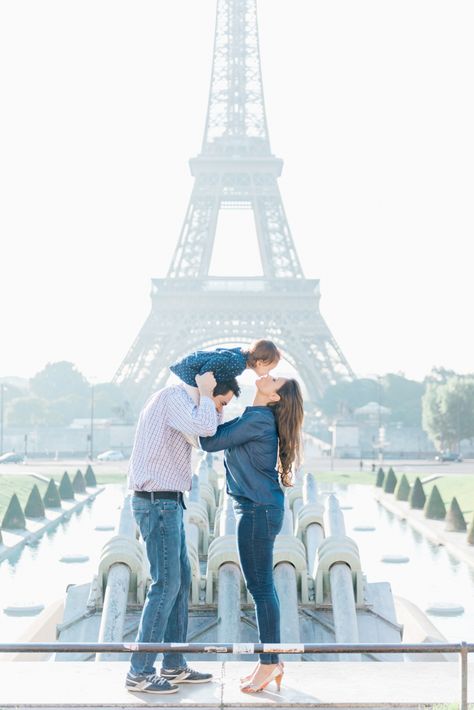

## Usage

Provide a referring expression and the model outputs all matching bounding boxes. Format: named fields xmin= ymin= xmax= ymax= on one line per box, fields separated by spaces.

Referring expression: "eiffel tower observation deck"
xmin=114 ymin=0 xmax=354 ymax=408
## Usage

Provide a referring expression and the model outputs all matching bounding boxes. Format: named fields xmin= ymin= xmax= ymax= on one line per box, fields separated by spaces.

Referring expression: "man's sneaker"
xmin=161 ymin=666 xmax=213 ymax=684
xmin=125 ymin=671 xmax=179 ymax=694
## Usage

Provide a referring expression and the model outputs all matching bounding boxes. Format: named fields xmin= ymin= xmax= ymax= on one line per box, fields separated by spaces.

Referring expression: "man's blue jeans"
xmin=129 ymin=495 xmax=191 ymax=676
xmin=233 ymin=499 xmax=284 ymax=665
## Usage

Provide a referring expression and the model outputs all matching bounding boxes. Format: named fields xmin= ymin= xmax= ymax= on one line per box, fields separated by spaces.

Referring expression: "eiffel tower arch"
xmin=114 ymin=0 xmax=353 ymax=408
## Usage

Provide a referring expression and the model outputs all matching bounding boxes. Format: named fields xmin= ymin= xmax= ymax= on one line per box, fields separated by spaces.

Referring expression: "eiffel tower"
xmin=114 ymin=0 xmax=353 ymax=408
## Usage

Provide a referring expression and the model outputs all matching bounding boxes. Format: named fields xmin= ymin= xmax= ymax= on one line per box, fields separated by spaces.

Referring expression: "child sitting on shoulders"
xmin=170 ymin=340 xmax=280 ymax=401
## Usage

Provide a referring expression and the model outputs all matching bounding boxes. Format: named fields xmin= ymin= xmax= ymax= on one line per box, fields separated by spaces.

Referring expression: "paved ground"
xmin=0 ymin=660 xmax=473 ymax=708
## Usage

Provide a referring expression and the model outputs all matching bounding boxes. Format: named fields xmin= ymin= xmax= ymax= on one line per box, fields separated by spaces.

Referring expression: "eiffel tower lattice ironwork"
xmin=114 ymin=0 xmax=353 ymax=407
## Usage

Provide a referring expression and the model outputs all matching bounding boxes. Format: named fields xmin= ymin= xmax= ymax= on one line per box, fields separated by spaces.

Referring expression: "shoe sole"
xmin=126 ymin=685 xmax=179 ymax=694
xmin=162 ymin=677 xmax=213 ymax=684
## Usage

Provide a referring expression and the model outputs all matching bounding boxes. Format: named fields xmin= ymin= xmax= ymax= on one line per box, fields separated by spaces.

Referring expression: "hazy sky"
xmin=1 ymin=1 xmax=473 ymax=384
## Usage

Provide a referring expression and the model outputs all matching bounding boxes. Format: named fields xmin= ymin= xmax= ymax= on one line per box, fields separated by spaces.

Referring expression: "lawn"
xmin=0 ymin=466 xmax=126 ymax=520
xmin=302 ymin=462 xmax=474 ymax=519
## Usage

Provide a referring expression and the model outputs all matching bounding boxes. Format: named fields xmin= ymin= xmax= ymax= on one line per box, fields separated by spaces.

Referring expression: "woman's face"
xmin=255 ymin=374 xmax=287 ymax=401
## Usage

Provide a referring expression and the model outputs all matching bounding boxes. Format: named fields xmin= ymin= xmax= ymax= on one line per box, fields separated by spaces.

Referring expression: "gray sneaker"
xmin=161 ymin=666 xmax=213 ymax=684
xmin=125 ymin=671 xmax=179 ymax=694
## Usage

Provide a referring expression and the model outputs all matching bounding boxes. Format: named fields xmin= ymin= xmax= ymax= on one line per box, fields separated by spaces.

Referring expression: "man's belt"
xmin=133 ymin=490 xmax=185 ymax=506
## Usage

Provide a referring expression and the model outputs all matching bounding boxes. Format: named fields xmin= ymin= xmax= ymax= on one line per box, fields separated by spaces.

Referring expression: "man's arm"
xmin=200 ymin=414 xmax=259 ymax=452
xmin=167 ymin=372 xmax=218 ymax=438
xmin=167 ymin=392 xmax=218 ymax=437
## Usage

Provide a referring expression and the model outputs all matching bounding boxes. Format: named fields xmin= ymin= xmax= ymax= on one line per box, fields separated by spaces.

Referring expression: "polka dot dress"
xmin=170 ymin=347 xmax=247 ymax=386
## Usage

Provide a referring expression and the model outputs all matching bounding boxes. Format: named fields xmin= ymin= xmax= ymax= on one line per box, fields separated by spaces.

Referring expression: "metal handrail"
xmin=0 ymin=641 xmax=472 ymax=709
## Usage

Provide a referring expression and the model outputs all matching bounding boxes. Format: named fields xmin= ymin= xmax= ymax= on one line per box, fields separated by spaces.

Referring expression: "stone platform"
xmin=0 ymin=661 xmax=473 ymax=708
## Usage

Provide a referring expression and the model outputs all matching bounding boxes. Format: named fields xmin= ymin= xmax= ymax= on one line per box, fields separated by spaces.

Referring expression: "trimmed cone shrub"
xmin=445 ymin=497 xmax=466 ymax=532
xmin=395 ymin=474 xmax=410 ymax=502
xmin=85 ymin=464 xmax=97 ymax=487
xmin=73 ymin=470 xmax=86 ymax=494
xmin=375 ymin=468 xmax=385 ymax=487
xmin=1 ymin=493 xmax=26 ymax=530
xmin=409 ymin=477 xmax=426 ymax=509
xmin=24 ymin=484 xmax=46 ymax=519
xmin=383 ymin=467 xmax=397 ymax=494
xmin=467 ymin=515 xmax=474 ymax=545
xmin=43 ymin=479 xmax=61 ymax=508
xmin=59 ymin=472 xmax=75 ymax=500
xmin=424 ymin=485 xmax=446 ymax=520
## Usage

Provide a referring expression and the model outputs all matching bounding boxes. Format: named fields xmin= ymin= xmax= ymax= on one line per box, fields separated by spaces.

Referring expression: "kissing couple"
xmin=125 ymin=339 xmax=304 ymax=694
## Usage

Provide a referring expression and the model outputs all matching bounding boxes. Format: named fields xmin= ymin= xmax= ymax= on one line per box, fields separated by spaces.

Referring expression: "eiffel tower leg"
xmin=168 ymin=179 xmax=220 ymax=280
xmin=253 ymin=186 xmax=303 ymax=278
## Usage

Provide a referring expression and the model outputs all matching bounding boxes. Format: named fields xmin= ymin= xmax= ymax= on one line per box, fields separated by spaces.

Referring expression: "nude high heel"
xmin=240 ymin=663 xmax=258 ymax=684
xmin=240 ymin=663 xmax=284 ymax=693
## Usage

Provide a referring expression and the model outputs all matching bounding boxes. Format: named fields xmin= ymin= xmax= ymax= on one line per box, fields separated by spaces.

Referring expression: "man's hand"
xmin=195 ymin=372 xmax=216 ymax=398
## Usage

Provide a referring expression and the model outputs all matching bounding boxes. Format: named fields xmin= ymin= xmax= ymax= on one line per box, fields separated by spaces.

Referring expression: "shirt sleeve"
xmin=167 ymin=392 xmax=218 ymax=438
xmin=200 ymin=414 xmax=260 ymax=451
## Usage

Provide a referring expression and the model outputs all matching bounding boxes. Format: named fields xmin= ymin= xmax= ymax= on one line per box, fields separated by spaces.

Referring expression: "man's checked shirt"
xmin=128 ymin=385 xmax=218 ymax=492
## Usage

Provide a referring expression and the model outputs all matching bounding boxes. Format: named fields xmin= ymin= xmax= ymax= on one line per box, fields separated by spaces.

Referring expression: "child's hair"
xmin=245 ymin=339 xmax=281 ymax=368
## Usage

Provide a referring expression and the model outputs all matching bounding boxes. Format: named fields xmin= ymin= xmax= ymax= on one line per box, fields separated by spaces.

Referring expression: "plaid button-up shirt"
xmin=128 ymin=385 xmax=218 ymax=492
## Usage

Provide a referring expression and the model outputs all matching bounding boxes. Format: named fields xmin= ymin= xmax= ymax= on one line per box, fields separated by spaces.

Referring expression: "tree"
xmin=380 ymin=374 xmax=424 ymax=427
xmin=320 ymin=374 xmax=424 ymax=426
xmin=30 ymin=362 xmax=89 ymax=401
xmin=422 ymin=376 xmax=474 ymax=449
xmin=45 ymin=394 xmax=89 ymax=426
xmin=320 ymin=379 xmax=379 ymax=418
xmin=422 ymin=383 xmax=445 ymax=448
xmin=6 ymin=396 xmax=48 ymax=427
xmin=424 ymin=367 xmax=458 ymax=384
xmin=93 ymin=383 xmax=132 ymax=420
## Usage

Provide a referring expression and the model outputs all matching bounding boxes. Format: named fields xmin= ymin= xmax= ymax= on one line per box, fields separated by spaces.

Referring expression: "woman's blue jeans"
xmin=129 ymin=495 xmax=191 ymax=676
xmin=234 ymin=499 xmax=284 ymax=665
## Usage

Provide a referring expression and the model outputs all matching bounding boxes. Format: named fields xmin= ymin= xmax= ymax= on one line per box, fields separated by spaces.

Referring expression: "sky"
xmin=1 ymin=1 xmax=473 ymax=385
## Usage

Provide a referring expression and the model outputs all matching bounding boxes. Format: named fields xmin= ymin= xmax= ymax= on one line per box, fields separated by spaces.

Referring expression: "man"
xmin=126 ymin=372 xmax=240 ymax=695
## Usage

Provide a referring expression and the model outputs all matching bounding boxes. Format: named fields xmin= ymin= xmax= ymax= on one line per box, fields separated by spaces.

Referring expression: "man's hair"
xmin=213 ymin=378 xmax=241 ymax=398
xmin=245 ymin=339 xmax=281 ymax=367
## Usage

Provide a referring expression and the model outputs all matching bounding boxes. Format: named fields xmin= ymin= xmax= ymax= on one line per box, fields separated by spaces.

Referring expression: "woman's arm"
xmin=200 ymin=413 xmax=259 ymax=452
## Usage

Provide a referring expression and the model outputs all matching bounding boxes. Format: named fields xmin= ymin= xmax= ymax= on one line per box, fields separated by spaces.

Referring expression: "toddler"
xmin=170 ymin=340 xmax=280 ymax=402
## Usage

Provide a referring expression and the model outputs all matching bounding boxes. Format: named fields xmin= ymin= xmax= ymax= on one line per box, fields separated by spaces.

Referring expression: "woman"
xmin=200 ymin=374 xmax=304 ymax=693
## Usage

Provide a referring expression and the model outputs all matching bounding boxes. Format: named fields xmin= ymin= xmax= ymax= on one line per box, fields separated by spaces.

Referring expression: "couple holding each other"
xmin=126 ymin=339 xmax=304 ymax=695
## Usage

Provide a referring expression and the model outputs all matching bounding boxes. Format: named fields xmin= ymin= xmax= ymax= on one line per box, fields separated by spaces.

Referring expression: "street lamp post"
xmin=89 ymin=384 xmax=95 ymax=461
xmin=377 ymin=375 xmax=384 ymax=464
xmin=0 ymin=383 xmax=4 ymax=456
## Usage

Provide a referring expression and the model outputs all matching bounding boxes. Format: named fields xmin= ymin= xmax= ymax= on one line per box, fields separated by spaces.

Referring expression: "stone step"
xmin=0 ymin=661 xmax=472 ymax=708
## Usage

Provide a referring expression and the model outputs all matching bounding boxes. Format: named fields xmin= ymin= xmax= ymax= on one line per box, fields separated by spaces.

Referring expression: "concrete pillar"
xmin=217 ymin=492 xmax=241 ymax=655
xmin=307 ymin=523 xmax=325 ymax=580
xmin=187 ymin=473 xmax=202 ymax=551
xmin=302 ymin=474 xmax=324 ymax=577
xmin=324 ymin=495 xmax=360 ymax=661
xmin=96 ymin=496 xmax=135 ymax=662
xmin=96 ymin=563 xmax=131 ymax=662
xmin=303 ymin=472 xmax=319 ymax=505
xmin=189 ymin=473 xmax=200 ymax=502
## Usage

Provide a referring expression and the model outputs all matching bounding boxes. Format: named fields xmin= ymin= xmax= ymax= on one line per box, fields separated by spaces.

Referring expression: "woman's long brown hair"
xmin=268 ymin=379 xmax=304 ymax=487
